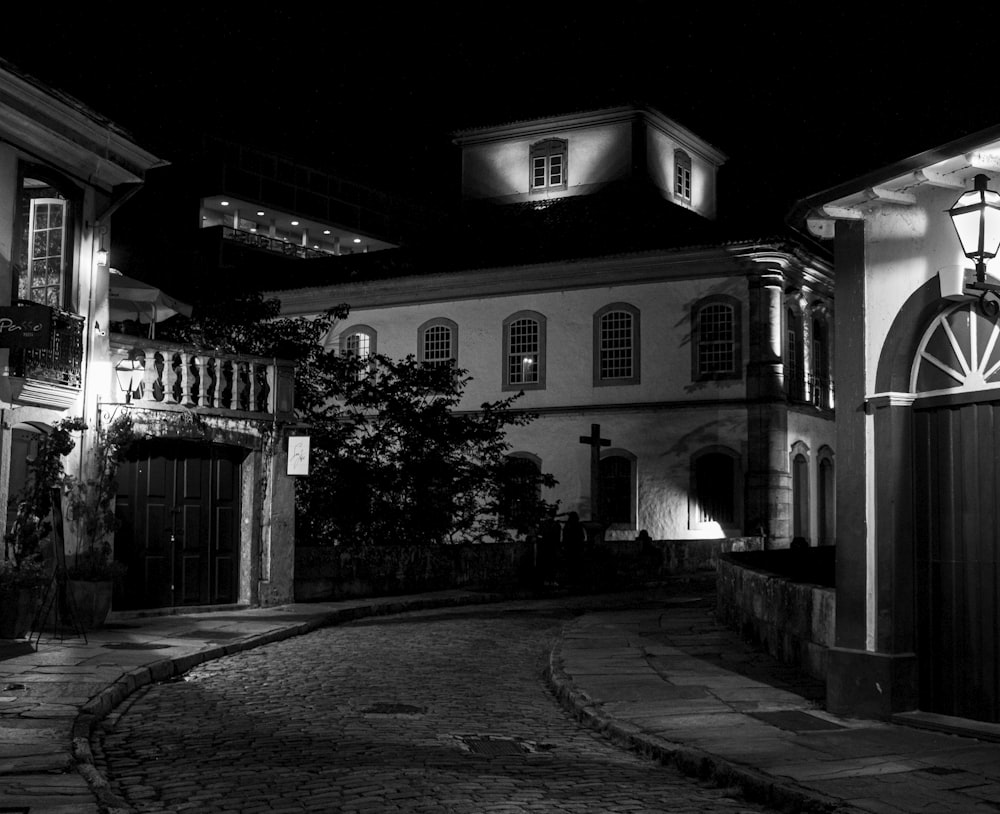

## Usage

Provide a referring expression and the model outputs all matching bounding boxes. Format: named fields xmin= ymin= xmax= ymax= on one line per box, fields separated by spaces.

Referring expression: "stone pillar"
xmin=824 ymin=219 xmax=918 ymax=720
xmin=745 ymin=270 xmax=791 ymax=545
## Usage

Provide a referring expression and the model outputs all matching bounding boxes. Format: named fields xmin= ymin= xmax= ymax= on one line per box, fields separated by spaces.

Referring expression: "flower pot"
xmin=66 ymin=578 xmax=113 ymax=630
xmin=0 ymin=585 xmax=40 ymax=639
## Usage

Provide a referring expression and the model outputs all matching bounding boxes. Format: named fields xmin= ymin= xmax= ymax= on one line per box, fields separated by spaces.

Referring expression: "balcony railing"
xmin=788 ymin=373 xmax=834 ymax=410
xmin=222 ymin=225 xmax=331 ymax=259
xmin=110 ymin=335 xmax=294 ymax=419
xmin=4 ymin=307 xmax=85 ymax=409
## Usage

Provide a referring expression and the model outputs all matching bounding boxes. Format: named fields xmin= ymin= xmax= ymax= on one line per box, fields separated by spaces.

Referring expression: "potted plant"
xmin=0 ymin=417 xmax=84 ymax=639
xmin=63 ymin=413 xmax=134 ymax=629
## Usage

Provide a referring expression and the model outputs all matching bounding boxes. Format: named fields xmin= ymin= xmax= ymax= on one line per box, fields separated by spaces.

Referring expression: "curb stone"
xmin=544 ymin=639 xmax=868 ymax=814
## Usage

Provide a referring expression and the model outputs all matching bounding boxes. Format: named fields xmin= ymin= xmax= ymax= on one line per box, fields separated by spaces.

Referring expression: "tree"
xmin=159 ymin=294 xmax=556 ymax=546
xmin=296 ymin=351 xmax=556 ymax=546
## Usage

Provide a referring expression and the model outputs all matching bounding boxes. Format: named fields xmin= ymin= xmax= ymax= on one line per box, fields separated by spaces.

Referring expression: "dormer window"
xmin=674 ymin=149 xmax=692 ymax=203
xmin=530 ymin=139 xmax=567 ymax=192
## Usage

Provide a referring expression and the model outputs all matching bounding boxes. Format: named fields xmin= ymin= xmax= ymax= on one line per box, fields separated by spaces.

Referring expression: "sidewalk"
xmin=548 ymin=591 xmax=1000 ymax=814
xmin=3 ymin=588 xmax=1000 ymax=814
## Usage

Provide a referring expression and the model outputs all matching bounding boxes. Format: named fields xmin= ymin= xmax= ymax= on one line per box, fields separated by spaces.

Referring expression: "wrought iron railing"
xmin=8 ymin=307 xmax=84 ymax=388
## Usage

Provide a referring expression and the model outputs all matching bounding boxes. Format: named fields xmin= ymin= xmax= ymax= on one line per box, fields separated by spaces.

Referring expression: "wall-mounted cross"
xmin=579 ymin=423 xmax=610 ymax=522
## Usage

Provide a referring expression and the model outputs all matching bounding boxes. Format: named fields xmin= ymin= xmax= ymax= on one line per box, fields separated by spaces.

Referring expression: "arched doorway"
xmin=911 ymin=301 xmax=1000 ymax=722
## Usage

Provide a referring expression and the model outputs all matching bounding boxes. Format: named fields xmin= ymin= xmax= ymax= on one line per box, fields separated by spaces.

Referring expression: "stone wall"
xmin=716 ymin=549 xmax=836 ymax=681
xmin=294 ymin=536 xmax=765 ymax=601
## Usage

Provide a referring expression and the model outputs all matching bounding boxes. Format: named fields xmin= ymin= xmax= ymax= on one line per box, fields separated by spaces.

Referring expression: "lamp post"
xmin=947 ymin=173 xmax=1000 ymax=315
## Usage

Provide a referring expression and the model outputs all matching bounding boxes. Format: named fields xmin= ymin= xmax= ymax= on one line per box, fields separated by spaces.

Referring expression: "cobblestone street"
xmin=93 ymin=598 xmax=772 ymax=813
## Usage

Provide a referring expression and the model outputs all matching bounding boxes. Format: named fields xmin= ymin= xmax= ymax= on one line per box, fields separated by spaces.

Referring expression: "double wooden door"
xmin=114 ymin=440 xmax=242 ymax=610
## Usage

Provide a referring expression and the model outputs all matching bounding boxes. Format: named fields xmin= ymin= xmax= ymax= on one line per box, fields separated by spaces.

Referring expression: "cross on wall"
xmin=579 ymin=423 xmax=610 ymax=523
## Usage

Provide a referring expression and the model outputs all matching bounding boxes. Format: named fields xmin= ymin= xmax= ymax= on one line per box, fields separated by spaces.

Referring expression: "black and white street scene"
xmin=4 ymin=5 xmax=1000 ymax=813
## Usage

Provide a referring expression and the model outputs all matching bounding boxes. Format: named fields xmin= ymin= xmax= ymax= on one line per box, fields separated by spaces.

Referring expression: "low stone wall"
xmin=716 ymin=549 xmax=836 ymax=681
xmin=295 ymin=536 xmax=765 ymax=601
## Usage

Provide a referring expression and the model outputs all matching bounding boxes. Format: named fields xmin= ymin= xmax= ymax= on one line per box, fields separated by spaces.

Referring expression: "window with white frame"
xmin=339 ymin=325 xmax=377 ymax=377
xmin=674 ymin=149 xmax=692 ymax=202
xmin=503 ymin=311 xmax=546 ymax=391
xmin=594 ymin=303 xmax=640 ymax=386
xmin=530 ymin=139 xmax=568 ymax=192
xmin=418 ymin=318 xmax=457 ymax=368
xmin=16 ymin=170 xmax=75 ymax=309
xmin=692 ymin=295 xmax=741 ymax=381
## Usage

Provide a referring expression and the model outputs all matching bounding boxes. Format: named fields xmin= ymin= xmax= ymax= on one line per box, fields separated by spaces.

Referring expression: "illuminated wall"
xmin=460 ymin=121 xmax=632 ymax=203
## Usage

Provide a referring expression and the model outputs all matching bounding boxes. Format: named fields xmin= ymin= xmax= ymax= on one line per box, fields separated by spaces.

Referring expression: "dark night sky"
xmin=2 ymin=4 xmax=993 ymax=231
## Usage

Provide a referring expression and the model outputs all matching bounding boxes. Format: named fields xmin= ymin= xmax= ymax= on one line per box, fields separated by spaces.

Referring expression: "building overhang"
xmin=789 ymin=123 xmax=1000 ymax=240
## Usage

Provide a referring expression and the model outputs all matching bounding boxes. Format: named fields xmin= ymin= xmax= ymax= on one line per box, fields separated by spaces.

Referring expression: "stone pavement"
xmin=2 ymin=586 xmax=1000 ymax=814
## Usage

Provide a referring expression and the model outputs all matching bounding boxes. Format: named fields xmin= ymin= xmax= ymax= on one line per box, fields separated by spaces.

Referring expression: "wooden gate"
xmin=911 ymin=301 xmax=1000 ymax=723
xmin=114 ymin=440 xmax=242 ymax=610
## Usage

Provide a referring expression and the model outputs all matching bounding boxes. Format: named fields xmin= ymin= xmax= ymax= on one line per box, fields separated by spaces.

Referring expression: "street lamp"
xmin=947 ymin=173 xmax=1000 ymax=314
xmin=115 ymin=357 xmax=143 ymax=403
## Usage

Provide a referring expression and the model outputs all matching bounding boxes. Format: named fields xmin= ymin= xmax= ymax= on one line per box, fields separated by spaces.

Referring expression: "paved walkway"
xmin=1 ymin=587 xmax=1000 ymax=813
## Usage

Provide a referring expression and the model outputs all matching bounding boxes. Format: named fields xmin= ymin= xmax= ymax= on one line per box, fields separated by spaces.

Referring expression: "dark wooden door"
xmin=114 ymin=441 xmax=241 ymax=610
xmin=914 ymin=401 xmax=1000 ymax=722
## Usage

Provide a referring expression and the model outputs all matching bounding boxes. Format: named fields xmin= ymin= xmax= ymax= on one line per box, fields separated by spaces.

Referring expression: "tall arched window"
xmin=418 ymin=318 xmax=458 ymax=368
xmin=818 ymin=446 xmax=835 ymax=546
xmin=594 ymin=303 xmax=640 ymax=386
xmin=502 ymin=311 xmax=546 ymax=391
xmin=689 ymin=446 xmax=742 ymax=532
xmin=692 ymin=295 xmax=742 ymax=381
xmin=674 ymin=149 xmax=692 ymax=202
xmin=811 ymin=314 xmax=831 ymax=408
xmin=339 ymin=324 xmax=377 ymax=358
xmin=599 ymin=449 xmax=636 ymax=527
xmin=791 ymin=441 xmax=810 ymax=541
xmin=500 ymin=453 xmax=543 ymax=532
xmin=787 ymin=307 xmax=804 ymax=400
xmin=15 ymin=167 xmax=77 ymax=309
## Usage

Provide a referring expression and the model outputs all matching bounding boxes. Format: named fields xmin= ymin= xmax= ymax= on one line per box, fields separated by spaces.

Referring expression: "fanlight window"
xmin=911 ymin=302 xmax=1000 ymax=396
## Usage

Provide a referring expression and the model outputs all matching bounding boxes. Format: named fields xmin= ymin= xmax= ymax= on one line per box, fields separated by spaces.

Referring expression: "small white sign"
xmin=287 ymin=436 xmax=310 ymax=476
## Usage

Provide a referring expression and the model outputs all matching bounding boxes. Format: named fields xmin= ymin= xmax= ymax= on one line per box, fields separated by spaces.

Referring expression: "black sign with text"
xmin=0 ymin=305 xmax=51 ymax=348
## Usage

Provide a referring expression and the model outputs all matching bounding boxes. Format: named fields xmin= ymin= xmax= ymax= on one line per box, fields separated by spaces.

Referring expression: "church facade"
xmin=269 ymin=104 xmax=836 ymax=546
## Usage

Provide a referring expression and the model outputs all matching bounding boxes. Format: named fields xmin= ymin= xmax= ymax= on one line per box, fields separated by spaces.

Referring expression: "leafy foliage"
xmin=63 ymin=413 xmax=135 ymax=581
xmin=2 ymin=416 xmax=85 ymax=581
xmin=296 ymin=352 xmax=555 ymax=546
xmin=159 ymin=292 xmax=556 ymax=546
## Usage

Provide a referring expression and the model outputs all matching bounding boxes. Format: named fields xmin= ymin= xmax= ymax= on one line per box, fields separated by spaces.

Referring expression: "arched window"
xmin=594 ymin=303 xmax=640 ymax=386
xmin=15 ymin=167 xmax=77 ymax=309
xmin=791 ymin=441 xmax=810 ymax=542
xmin=599 ymin=449 xmax=636 ymax=527
xmin=418 ymin=318 xmax=458 ymax=368
xmin=787 ymin=307 xmax=805 ymax=400
xmin=690 ymin=446 xmax=742 ymax=531
xmin=339 ymin=324 xmax=377 ymax=378
xmin=692 ymin=295 xmax=741 ymax=381
xmin=811 ymin=314 xmax=831 ymax=408
xmin=499 ymin=453 xmax=543 ymax=532
xmin=674 ymin=149 xmax=692 ymax=202
xmin=817 ymin=445 xmax=835 ymax=546
xmin=502 ymin=310 xmax=546 ymax=391
xmin=530 ymin=138 xmax=568 ymax=192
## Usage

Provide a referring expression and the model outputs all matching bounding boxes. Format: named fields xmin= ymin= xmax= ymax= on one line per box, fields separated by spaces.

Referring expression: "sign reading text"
xmin=0 ymin=305 xmax=51 ymax=349
xmin=287 ymin=436 xmax=311 ymax=476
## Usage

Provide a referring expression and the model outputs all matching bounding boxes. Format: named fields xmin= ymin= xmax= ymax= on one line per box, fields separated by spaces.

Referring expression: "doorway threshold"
xmin=892 ymin=710 xmax=1000 ymax=743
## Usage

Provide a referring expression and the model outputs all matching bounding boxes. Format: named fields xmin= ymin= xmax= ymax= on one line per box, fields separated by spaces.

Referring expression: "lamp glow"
xmin=947 ymin=174 xmax=1000 ymax=316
